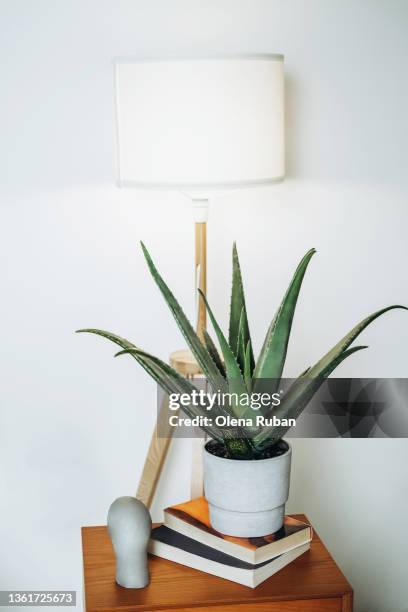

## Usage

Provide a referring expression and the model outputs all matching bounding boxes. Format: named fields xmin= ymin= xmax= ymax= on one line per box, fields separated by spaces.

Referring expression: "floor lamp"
xmin=114 ymin=54 xmax=285 ymax=506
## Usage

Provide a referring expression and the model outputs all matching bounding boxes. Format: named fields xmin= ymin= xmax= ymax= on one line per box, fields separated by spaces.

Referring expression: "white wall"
xmin=1 ymin=1 xmax=407 ymax=611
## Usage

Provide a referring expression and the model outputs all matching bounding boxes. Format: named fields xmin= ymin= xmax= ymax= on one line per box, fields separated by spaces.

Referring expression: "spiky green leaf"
xmin=229 ymin=243 xmax=254 ymax=372
xmin=198 ymin=290 xmax=245 ymax=385
xmin=253 ymin=303 xmax=407 ymax=447
xmin=117 ymin=349 xmax=255 ymax=457
xmin=198 ymin=289 xmax=259 ymax=423
xmin=76 ymin=328 xmax=159 ymax=382
xmin=141 ymin=243 xmax=225 ymax=392
xmin=254 ymin=345 xmax=368 ymax=447
xmin=254 ymin=249 xmax=316 ymax=388
xmin=244 ymin=341 xmax=252 ymax=393
xmin=115 ymin=348 xmax=226 ymax=442
xmin=203 ymin=330 xmax=226 ymax=378
xmin=236 ymin=308 xmax=246 ymax=374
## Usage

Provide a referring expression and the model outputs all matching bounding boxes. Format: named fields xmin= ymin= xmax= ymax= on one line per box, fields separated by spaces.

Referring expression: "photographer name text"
xmin=167 ymin=414 xmax=296 ymax=428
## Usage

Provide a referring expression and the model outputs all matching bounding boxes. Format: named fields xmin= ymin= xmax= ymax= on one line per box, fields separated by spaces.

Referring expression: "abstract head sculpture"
xmin=107 ymin=496 xmax=152 ymax=588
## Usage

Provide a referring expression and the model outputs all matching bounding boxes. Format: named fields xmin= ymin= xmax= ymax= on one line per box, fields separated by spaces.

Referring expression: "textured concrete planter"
xmin=203 ymin=441 xmax=292 ymax=537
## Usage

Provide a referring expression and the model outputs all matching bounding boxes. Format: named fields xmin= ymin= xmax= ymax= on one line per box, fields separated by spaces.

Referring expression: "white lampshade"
xmin=114 ymin=55 xmax=284 ymax=189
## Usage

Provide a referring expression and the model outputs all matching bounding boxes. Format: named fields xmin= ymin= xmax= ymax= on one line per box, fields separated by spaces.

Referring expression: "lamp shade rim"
xmin=116 ymin=176 xmax=285 ymax=190
xmin=113 ymin=53 xmax=284 ymax=64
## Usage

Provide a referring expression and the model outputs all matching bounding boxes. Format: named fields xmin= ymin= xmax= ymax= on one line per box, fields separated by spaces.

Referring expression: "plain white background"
xmin=1 ymin=1 xmax=408 ymax=611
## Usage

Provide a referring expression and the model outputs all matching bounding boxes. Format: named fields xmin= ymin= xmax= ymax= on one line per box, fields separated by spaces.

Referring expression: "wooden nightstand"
xmin=82 ymin=514 xmax=353 ymax=612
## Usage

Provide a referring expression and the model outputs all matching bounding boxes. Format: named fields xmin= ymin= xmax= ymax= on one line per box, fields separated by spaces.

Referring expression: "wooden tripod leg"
xmin=136 ymin=394 xmax=175 ymax=508
xmin=190 ymin=376 xmax=208 ymax=499
xmin=191 ymin=437 xmax=206 ymax=499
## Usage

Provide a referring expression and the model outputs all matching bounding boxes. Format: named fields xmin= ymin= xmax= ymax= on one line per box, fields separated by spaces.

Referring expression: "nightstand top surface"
xmin=82 ymin=514 xmax=352 ymax=612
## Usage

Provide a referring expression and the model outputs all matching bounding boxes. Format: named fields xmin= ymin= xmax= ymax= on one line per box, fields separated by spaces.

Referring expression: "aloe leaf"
xmin=254 ymin=303 xmax=407 ymax=447
xmin=253 ymin=345 xmax=369 ymax=447
xmin=198 ymin=290 xmax=246 ymax=385
xmin=76 ymin=328 xmax=192 ymax=400
xmin=236 ymin=308 xmax=246 ymax=374
xmin=76 ymin=328 xmax=219 ymax=437
xmin=77 ymin=328 xmax=195 ymax=407
xmin=308 ymin=305 xmax=407 ymax=378
xmin=115 ymin=348 xmax=197 ymax=394
xmin=76 ymin=328 xmax=134 ymax=348
xmin=118 ymin=349 xmax=255 ymax=457
xmin=141 ymin=243 xmax=225 ymax=392
xmin=244 ymin=341 xmax=252 ymax=393
xmin=228 ymin=243 xmax=254 ymax=372
xmin=254 ymin=248 xmax=316 ymax=388
xmin=76 ymin=328 xmax=159 ymax=382
xmin=115 ymin=348 xmax=226 ymax=442
xmin=198 ymin=289 xmax=260 ymax=424
xmin=77 ymin=328 xmax=251 ymax=454
xmin=203 ymin=330 xmax=226 ymax=378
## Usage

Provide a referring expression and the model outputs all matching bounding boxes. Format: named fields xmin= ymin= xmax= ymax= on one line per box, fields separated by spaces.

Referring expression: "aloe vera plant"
xmin=77 ymin=243 xmax=406 ymax=459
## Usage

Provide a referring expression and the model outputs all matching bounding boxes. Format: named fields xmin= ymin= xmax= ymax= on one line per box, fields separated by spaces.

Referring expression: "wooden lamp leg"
xmin=195 ymin=220 xmax=207 ymax=340
xmin=136 ymin=395 xmax=173 ymax=508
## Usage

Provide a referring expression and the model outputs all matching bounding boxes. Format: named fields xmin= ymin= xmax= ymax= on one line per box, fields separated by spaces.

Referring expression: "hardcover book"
xmin=164 ymin=497 xmax=312 ymax=564
xmin=149 ymin=525 xmax=310 ymax=588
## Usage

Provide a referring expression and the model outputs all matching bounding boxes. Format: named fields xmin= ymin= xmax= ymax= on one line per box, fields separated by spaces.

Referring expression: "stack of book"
xmin=149 ymin=497 xmax=313 ymax=588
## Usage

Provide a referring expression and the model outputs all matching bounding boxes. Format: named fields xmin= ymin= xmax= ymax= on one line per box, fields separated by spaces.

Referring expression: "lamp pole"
xmin=192 ymin=198 xmax=208 ymax=341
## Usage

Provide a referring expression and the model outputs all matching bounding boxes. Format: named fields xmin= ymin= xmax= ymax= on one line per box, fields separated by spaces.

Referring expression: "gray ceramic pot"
xmin=203 ymin=441 xmax=291 ymax=537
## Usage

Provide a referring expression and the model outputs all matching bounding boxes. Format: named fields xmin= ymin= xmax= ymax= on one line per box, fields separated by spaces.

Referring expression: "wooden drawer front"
xmin=169 ymin=597 xmax=343 ymax=612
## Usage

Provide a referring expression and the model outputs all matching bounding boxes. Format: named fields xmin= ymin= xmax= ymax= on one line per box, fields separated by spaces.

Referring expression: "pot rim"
xmin=204 ymin=439 xmax=291 ymax=464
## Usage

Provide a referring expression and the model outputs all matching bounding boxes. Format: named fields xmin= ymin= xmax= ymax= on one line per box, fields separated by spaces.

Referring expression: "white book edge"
xmin=148 ymin=539 xmax=310 ymax=588
xmin=164 ymin=511 xmax=312 ymax=564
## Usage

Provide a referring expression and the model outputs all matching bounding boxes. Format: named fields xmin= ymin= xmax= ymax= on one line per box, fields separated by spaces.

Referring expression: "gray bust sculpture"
xmin=107 ymin=496 xmax=152 ymax=588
